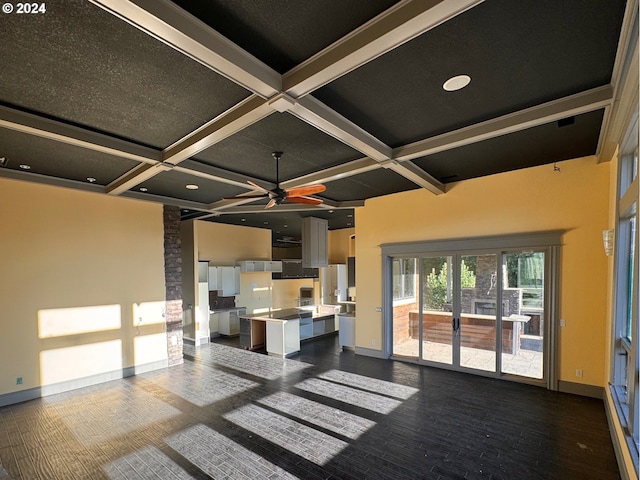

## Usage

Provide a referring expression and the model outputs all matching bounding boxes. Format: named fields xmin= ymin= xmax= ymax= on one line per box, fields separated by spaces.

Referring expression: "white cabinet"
xmin=217 ymin=308 xmax=245 ymax=336
xmin=221 ymin=267 xmax=240 ymax=296
xmin=338 ymin=313 xmax=355 ymax=350
xmin=266 ymin=319 xmax=300 ymax=357
xmin=302 ymin=217 xmax=328 ymax=268
xmin=321 ymin=264 xmax=347 ymax=304
xmin=237 ymin=260 xmax=282 ymax=272
xmin=209 ymin=312 xmax=219 ymax=338
xmin=208 ymin=266 xmax=240 ymax=295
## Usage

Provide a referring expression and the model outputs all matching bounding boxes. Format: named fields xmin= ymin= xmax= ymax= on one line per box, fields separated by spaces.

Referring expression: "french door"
xmin=388 ymin=241 xmax=552 ymax=385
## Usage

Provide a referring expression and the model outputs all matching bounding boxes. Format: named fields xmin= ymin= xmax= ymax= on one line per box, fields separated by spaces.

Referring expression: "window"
xmin=392 ymin=258 xmax=416 ymax=300
xmin=611 ymin=115 xmax=639 ymax=474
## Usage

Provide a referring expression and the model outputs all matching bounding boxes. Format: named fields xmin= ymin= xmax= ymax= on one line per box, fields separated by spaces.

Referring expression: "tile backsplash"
xmin=209 ymin=291 xmax=236 ymax=309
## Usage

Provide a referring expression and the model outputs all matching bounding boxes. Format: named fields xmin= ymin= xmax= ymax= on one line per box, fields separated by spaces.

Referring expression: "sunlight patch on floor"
xmin=224 ymin=404 xmax=348 ymax=465
xmin=317 ymin=370 xmax=419 ymax=399
xmin=257 ymin=391 xmax=376 ymax=440
xmin=104 ymin=446 xmax=194 ymax=479
xmin=139 ymin=361 xmax=259 ymax=406
xmin=295 ymin=378 xmax=402 ymax=414
xmin=167 ymin=423 xmax=298 ymax=479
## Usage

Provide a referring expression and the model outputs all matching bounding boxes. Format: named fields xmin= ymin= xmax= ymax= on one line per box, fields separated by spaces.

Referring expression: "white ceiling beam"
xmin=393 ymin=85 xmax=614 ymax=162
xmin=598 ymin=0 xmax=639 ymax=162
xmin=0 ymin=105 xmax=160 ymax=164
xmin=279 ymin=157 xmax=380 ymax=190
xmin=120 ymin=190 xmax=209 ymax=210
xmin=162 ymin=95 xmax=274 ymax=165
xmin=283 ymin=0 xmax=484 ymax=97
xmin=383 ymin=161 xmax=445 ymax=195
xmin=106 ymin=162 xmax=171 ymax=195
xmin=0 ymin=168 xmax=107 ymax=194
xmin=175 ymin=160 xmax=265 ymax=190
xmin=89 ymin=0 xmax=281 ymax=97
xmin=291 ymin=96 xmax=392 ymax=161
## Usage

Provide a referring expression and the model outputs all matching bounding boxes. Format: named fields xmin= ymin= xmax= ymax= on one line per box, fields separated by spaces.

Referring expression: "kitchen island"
xmin=239 ymin=309 xmax=304 ymax=357
xmin=239 ymin=306 xmax=340 ymax=357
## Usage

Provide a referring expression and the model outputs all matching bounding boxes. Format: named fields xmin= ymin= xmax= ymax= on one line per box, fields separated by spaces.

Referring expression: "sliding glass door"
xmin=385 ymin=235 xmax=557 ymax=386
xmin=458 ymin=254 xmax=498 ymax=372
xmin=421 ymin=256 xmax=454 ymax=365
xmin=391 ymin=257 xmax=419 ymax=358
xmin=501 ymin=252 xmax=545 ymax=379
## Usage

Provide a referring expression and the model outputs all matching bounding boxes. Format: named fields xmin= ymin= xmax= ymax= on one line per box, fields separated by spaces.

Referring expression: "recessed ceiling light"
xmin=0 ymin=157 xmax=7 ymax=167
xmin=186 ymin=184 xmax=199 ymax=190
xmin=19 ymin=164 xmax=31 ymax=170
xmin=347 ymin=214 xmax=353 ymax=218
xmin=443 ymin=74 xmax=471 ymax=92
xmin=241 ymin=218 xmax=246 ymax=222
xmin=284 ymin=224 xmax=288 ymax=228
xmin=263 ymin=221 xmax=269 ymax=225
xmin=329 ymin=210 xmax=334 ymax=213
xmin=86 ymin=177 xmax=97 ymax=183
xmin=347 ymin=223 xmax=352 ymax=226
xmin=139 ymin=187 xmax=148 ymax=192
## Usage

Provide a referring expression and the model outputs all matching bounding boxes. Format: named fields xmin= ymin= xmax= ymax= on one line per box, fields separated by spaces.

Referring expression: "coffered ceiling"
xmin=0 ymin=0 xmax=635 ymax=241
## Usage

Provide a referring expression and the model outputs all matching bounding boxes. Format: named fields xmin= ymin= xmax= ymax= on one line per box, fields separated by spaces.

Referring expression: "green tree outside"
xmin=424 ymin=260 xmax=476 ymax=309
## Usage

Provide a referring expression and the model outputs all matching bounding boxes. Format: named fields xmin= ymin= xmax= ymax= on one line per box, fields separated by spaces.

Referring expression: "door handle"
xmin=452 ymin=317 xmax=460 ymax=336
xmin=452 ymin=317 xmax=460 ymax=333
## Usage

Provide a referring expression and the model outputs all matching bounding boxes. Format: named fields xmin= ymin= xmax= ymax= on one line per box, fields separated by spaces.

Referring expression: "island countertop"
xmin=240 ymin=308 xmax=305 ymax=321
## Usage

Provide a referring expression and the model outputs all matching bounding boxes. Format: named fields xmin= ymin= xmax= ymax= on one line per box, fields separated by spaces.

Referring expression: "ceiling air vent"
xmin=557 ymin=116 xmax=575 ymax=127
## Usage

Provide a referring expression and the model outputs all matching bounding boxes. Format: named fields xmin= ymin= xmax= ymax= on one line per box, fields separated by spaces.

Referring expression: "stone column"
xmin=163 ymin=205 xmax=183 ymax=366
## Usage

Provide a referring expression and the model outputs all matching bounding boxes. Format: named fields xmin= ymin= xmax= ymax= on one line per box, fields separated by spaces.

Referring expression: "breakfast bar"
xmin=239 ymin=308 xmax=303 ymax=357
xmin=239 ymin=306 xmax=340 ymax=357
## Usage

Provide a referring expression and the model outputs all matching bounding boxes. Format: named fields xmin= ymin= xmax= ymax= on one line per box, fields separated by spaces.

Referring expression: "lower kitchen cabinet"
xmin=338 ymin=313 xmax=355 ymax=349
xmin=217 ymin=308 xmax=246 ymax=336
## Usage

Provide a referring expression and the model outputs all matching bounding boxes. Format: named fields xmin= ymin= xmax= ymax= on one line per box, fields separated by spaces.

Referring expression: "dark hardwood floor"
xmin=0 ymin=334 xmax=620 ymax=479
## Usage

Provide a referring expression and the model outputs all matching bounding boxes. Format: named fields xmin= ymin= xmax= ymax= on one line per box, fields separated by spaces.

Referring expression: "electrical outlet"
xmin=575 ymin=369 xmax=583 ymax=378
xmin=371 ymin=338 xmax=376 ymax=346
xmin=16 ymin=377 xmax=22 ymax=385
xmin=375 ymin=306 xmax=382 ymax=312
xmin=560 ymin=319 xmax=566 ymax=327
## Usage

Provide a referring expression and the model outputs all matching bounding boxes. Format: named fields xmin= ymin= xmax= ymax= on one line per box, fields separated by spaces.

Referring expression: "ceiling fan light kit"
xmin=225 ymin=152 xmax=326 ymax=209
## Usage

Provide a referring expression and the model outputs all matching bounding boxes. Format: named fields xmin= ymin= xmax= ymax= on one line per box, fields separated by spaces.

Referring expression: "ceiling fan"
xmin=224 ymin=152 xmax=326 ymax=209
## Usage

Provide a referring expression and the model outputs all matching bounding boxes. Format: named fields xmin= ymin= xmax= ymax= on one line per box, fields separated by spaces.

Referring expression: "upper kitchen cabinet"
xmin=208 ymin=266 xmax=241 ymax=296
xmin=302 ymin=217 xmax=328 ymax=268
xmin=237 ymin=260 xmax=283 ymax=273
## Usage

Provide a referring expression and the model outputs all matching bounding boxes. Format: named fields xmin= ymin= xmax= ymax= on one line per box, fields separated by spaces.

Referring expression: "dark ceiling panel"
xmin=171 ymin=0 xmax=399 ymax=73
xmin=135 ymin=170 xmax=247 ymax=204
xmin=0 ymin=1 xmax=251 ymax=148
xmin=413 ymin=109 xmax=606 ymax=183
xmin=194 ymin=112 xmax=362 ymax=182
xmin=204 ymin=209 xmax=355 ymax=241
xmin=314 ymin=0 xmax=626 ymax=147
xmin=0 ymin=127 xmax=138 ymax=185
xmin=323 ymin=168 xmax=419 ymax=202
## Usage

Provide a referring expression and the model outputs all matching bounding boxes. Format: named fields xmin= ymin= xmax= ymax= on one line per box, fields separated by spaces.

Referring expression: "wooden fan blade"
xmin=286 ymin=184 xmax=326 ymax=197
xmin=222 ymin=194 xmax=268 ymax=200
xmin=286 ymin=196 xmax=323 ymax=205
xmin=265 ymin=198 xmax=277 ymax=209
xmin=247 ymin=180 xmax=276 ymax=195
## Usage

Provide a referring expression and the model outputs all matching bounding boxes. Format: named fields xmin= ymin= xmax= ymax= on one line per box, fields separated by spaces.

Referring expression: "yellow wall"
xmin=195 ymin=221 xmax=273 ymax=314
xmin=356 ymin=156 xmax=610 ymax=387
xmin=272 ymin=278 xmax=317 ymax=309
xmin=197 ymin=221 xmax=272 ymax=264
xmin=328 ymin=227 xmax=355 ymax=264
xmin=0 ymin=177 xmax=167 ymax=398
